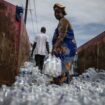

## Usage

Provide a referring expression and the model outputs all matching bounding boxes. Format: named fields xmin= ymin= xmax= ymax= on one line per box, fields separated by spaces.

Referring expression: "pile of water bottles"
xmin=0 ymin=60 xmax=105 ymax=105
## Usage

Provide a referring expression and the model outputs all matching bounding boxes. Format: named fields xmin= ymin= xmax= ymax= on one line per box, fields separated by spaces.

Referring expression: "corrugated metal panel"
xmin=77 ymin=31 xmax=105 ymax=74
xmin=78 ymin=31 xmax=105 ymax=52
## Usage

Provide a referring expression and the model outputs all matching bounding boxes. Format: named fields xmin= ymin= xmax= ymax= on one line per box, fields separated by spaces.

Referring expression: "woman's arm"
xmin=54 ymin=18 xmax=70 ymax=48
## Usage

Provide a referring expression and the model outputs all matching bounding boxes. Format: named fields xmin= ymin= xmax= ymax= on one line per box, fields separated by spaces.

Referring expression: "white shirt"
xmin=33 ymin=33 xmax=48 ymax=56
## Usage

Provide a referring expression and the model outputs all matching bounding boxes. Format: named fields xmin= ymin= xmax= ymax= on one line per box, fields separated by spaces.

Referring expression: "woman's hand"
xmin=51 ymin=47 xmax=56 ymax=55
xmin=52 ymin=47 xmax=62 ymax=55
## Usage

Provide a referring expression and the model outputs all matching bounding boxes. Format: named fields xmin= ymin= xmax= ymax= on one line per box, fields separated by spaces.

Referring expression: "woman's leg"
xmin=58 ymin=62 xmax=72 ymax=84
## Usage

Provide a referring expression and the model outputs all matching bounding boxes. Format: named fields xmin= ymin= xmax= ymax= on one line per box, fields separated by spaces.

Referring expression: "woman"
xmin=51 ymin=3 xmax=77 ymax=85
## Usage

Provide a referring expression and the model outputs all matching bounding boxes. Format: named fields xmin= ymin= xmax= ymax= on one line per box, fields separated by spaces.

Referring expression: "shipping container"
xmin=0 ymin=0 xmax=30 ymax=85
xmin=77 ymin=31 xmax=105 ymax=74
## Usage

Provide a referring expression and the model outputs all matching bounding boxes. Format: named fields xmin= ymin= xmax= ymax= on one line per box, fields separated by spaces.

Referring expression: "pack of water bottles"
xmin=43 ymin=54 xmax=62 ymax=77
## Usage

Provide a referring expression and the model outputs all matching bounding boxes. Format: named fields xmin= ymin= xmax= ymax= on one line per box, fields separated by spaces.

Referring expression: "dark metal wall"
xmin=77 ymin=31 xmax=105 ymax=74
xmin=0 ymin=1 xmax=30 ymax=85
